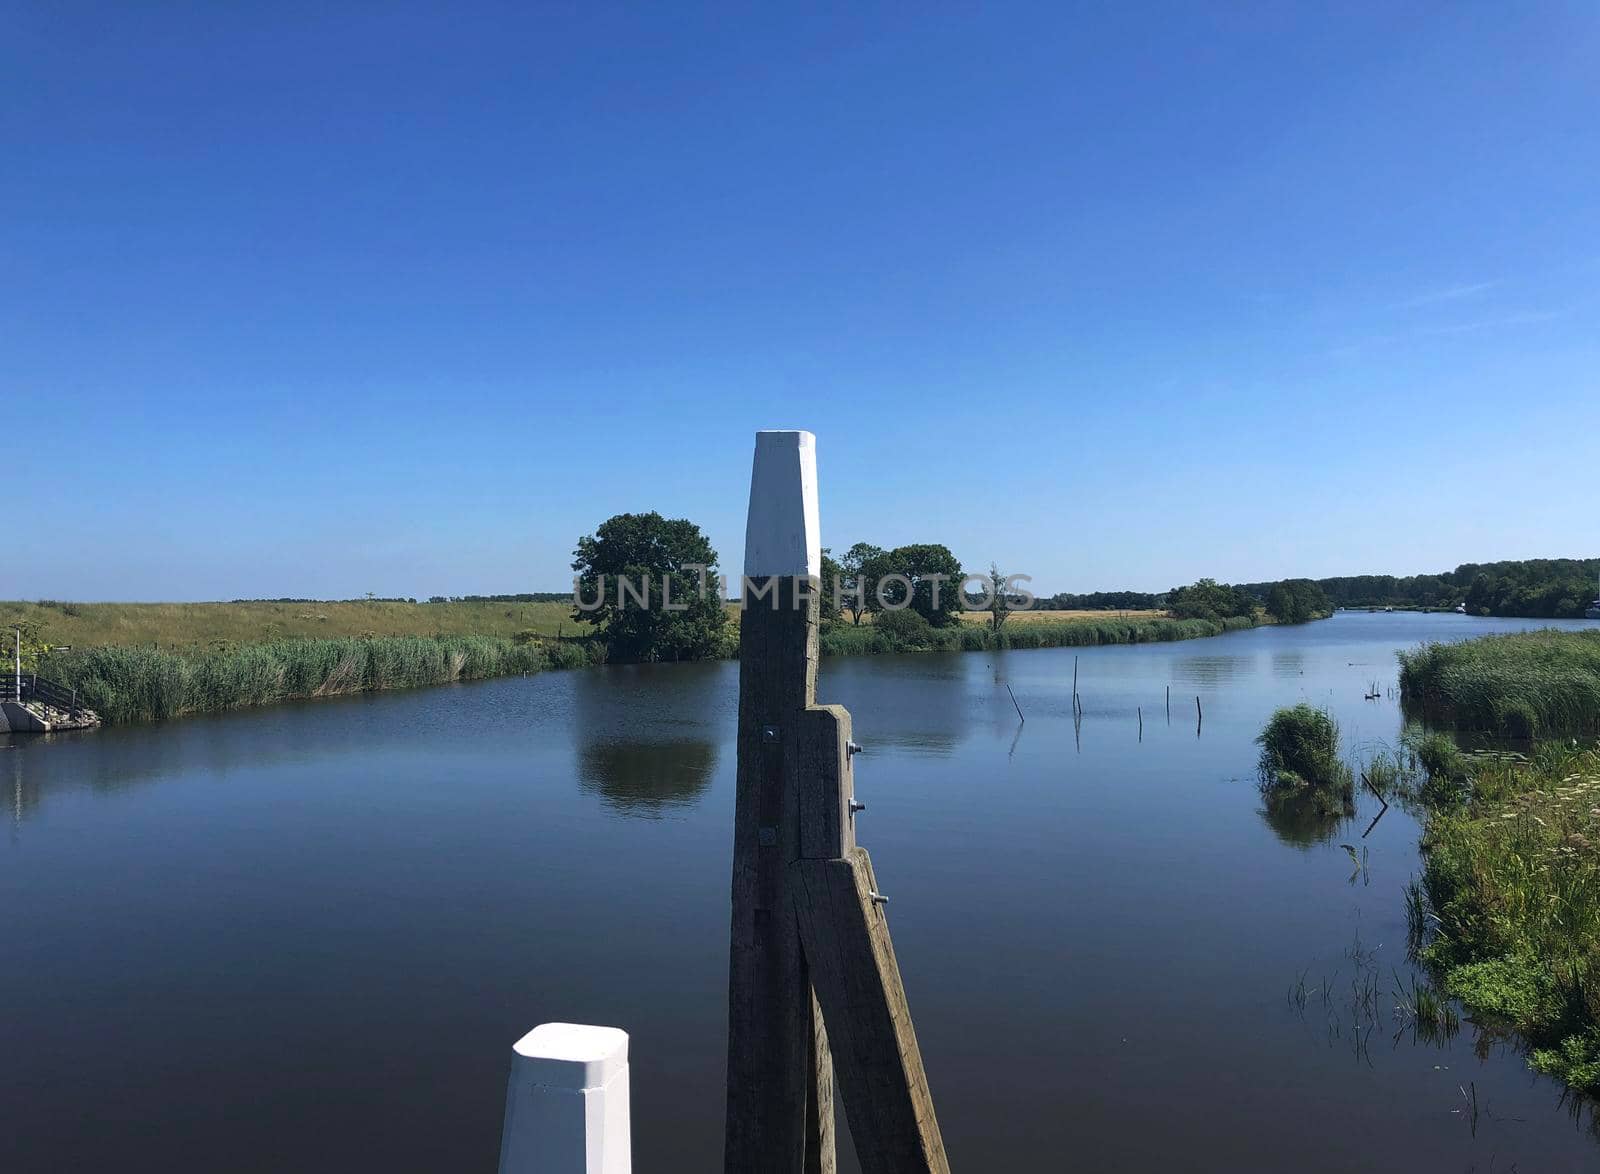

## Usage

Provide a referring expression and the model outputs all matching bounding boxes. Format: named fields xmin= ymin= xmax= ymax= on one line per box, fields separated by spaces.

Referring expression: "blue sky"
xmin=5 ymin=3 xmax=1596 ymax=601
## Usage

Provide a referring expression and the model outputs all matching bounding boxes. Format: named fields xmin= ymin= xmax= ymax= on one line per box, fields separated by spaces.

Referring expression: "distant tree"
xmin=817 ymin=548 xmax=842 ymax=624
xmin=1265 ymin=578 xmax=1331 ymax=624
xmin=988 ymin=563 xmax=1012 ymax=632
xmin=1167 ymin=578 xmax=1256 ymax=623
xmin=838 ymin=543 xmax=885 ymax=625
xmin=571 ymin=512 xmax=728 ymax=662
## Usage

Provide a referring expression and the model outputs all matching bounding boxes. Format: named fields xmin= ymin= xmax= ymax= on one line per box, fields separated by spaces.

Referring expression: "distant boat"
xmin=1454 ymin=603 xmax=1467 ymax=614
xmin=1588 ymin=566 xmax=1600 ymax=620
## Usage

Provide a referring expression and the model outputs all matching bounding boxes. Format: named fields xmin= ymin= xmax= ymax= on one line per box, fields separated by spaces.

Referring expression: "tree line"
xmin=564 ymin=512 xmax=1346 ymax=662
xmin=1238 ymin=558 xmax=1599 ymax=619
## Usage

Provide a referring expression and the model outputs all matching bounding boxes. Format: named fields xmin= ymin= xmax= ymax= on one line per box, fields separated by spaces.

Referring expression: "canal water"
xmin=3 ymin=612 xmax=1598 ymax=1171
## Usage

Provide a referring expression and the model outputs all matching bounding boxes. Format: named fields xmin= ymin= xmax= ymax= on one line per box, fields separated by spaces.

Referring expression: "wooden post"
xmin=497 ymin=1023 xmax=631 ymax=1174
xmin=726 ymin=431 xmax=833 ymax=1174
xmin=726 ymin=430 xmax=946 ymax=1174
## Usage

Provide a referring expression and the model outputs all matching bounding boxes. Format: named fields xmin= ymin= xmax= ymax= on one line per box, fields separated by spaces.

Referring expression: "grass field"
xmin=3 ymin=598 xmax=583 ymax=651
xmin=5 ymin=598 xmax=1173 ymax=653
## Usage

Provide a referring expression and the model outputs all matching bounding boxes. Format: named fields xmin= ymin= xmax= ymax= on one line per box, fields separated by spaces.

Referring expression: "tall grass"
xmin=1411 ymin=742 xmax=1600 ymax=1092
xmin=818 ymin=614 xmax=1254 ymax=657
xmin=1398 ymin=630 xmax=1600 ymax=737
xmin=38 ymin=636 xmax=601 ymax=724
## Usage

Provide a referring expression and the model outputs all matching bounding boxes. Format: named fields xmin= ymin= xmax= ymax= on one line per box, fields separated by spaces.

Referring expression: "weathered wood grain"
xmin=798 ymin=704 xmax=854 ymax=861
xmin=790 ymin=848 xmax=950 ymax=1174
xmin=726 ymin=575 xmax=833 ymax=1174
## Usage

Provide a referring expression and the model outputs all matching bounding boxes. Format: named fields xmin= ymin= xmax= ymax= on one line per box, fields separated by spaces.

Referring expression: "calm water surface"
xmin=5 ymin=612 xmax=1599 ymax=1171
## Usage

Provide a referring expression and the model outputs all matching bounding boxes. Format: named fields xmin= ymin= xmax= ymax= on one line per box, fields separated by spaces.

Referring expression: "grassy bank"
xmin=39 ymin=636 xmax=599 ymax=724
xmin=1411 ymin=741 xmax=1600 ymax=1093
xmin=1399 ymin=629 xmax=1600 ymax=737
xmin=819 ymin=613 xmax=1256 ymax=657
xmin=17 ymin=605 xmax=1261 ymax=725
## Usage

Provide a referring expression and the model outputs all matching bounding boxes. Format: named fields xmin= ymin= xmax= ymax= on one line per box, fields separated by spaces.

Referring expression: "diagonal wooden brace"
xmin=791 ymin=705 xmax=949 ymax=1174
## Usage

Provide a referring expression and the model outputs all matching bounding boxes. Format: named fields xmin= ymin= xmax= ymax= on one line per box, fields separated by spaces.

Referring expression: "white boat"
xmin=1587 ymin=566 xmax=1600 ymax=620
xmin=1454 ymin=603 xmax=1467 ymax=614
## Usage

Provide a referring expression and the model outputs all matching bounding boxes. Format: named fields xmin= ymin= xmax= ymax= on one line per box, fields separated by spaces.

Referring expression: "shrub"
xmin=874 ymin=607 xmax=934 ymax=650
xmin=1255 ymin=704 xmax=1353 ymax=817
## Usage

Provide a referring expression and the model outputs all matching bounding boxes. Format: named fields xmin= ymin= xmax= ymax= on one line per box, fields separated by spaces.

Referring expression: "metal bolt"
xmin=849 ymin=799 xmax=866 ymax=814
xmin=869 ymin=891 xmax=888 ymax=905
xmin=846 ymin=741 xmax=863 ymax=757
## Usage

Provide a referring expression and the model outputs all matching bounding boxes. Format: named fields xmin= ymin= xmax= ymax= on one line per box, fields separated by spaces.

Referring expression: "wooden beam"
xmin=726 ymin=431 xmax=834 ymax=1174
xmin=790 ymin=848 xmax=950 ymax=1174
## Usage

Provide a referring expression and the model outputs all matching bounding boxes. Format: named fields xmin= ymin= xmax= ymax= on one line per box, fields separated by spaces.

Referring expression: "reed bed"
xmin=39 ymin=636 xmax=599 ymax=724
xmin=1398 ymin=630 xmax=1600 ymax=737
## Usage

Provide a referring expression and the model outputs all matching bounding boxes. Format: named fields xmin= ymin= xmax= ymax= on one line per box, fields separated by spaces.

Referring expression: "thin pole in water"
xmin=1005 ymin=682 xmax=1024 ymax=724
xmin=1195 ymin=695 xmax=1203 ymax=737
xmin=1137 ymin=706 xmax=1142 ymax=741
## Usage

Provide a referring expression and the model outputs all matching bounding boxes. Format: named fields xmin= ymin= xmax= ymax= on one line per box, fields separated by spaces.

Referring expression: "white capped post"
xmin=743 ymin=430 xmax=821 ymax=581
xmin=497 ymin=1023 xmax=631 ymax=1174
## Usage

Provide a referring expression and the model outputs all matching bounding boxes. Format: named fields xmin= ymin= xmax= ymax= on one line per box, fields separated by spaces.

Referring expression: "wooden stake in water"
xmin=1137 ymin=706 xmax=1142 ymax=741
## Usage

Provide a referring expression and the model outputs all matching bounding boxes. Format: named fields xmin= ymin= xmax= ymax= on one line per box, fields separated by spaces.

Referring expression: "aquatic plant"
xmin=1398 ymin=630 xmax=1600 ymax=737
xmin=1255 ymin=704 xmax=1354 ymax=818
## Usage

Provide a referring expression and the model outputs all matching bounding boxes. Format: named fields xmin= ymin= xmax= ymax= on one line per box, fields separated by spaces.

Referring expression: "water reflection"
xmin=1170 ymin=653 xmax=1249 ymax=688
xmin=577 ymin=738 xmax=718 ymax=817
xmin=1259 ymin=793 xmax=1355 ymax=849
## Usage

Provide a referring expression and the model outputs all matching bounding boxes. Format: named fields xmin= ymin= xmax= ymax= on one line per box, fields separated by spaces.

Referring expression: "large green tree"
xmin=571 ymin=512 xmax=729 ymax=661
xmin=863 ymin=543 xmax=965 ymax=627
xmin=1265 ymin=578 xmax=1332 ymax=624
xmin=1166 ymin=578 xmax=1256 ymax=622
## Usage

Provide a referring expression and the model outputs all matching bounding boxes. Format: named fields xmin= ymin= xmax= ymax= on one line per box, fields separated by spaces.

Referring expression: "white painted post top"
xmin=743 ymin=430 xmax=821 ymax=579
xmin=511 ymin=1023 xmax=630 ymax=1090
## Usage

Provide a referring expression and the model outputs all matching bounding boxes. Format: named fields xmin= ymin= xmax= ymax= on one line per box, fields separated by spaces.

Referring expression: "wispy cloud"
xmin=1328 ymin=308 xmax=1564 ymax=357
xmin=1394 ymin=281 xmax=1497 ymax=309
xmin=1420 ymin=310 xmax=1564 ymax=336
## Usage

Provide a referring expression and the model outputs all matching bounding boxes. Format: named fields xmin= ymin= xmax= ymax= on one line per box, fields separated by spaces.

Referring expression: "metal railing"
xmin=0 ymin=673 xmax=93 ymax=717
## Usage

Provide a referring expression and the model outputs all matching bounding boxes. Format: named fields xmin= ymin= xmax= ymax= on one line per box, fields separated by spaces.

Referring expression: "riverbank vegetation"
xmin=819 ymin=613 xmax=1255 ymax=657
xmin=37 ymin=636 xmax=597 ymax=724
xmin=1399 ymin=629 xmax=1600 ymax=737
xmin=1394 ymin=630 xmax=1600 ymax=1095
xmin=1409 ymin=741 xmax=1600 ymax=1094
